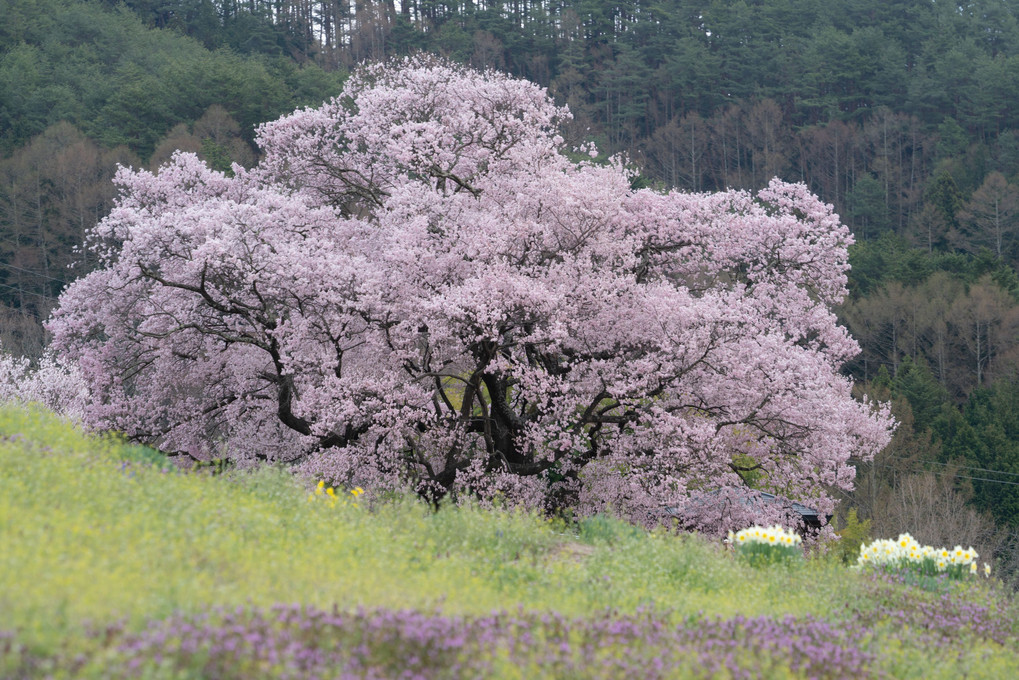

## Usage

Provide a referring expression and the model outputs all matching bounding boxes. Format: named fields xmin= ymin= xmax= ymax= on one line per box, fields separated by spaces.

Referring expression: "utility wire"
xmin=919 ymin=458 xmax=1019 ymax=479
xmin=873 ymin=455 xmax=1019 ymax=480
xmin=871 ymin=462 xmax=1019 ymax=488
xmin=0 ymin=262 xmax=71 ymax=286
xmin=0 ymin=280 xmax=57 ymax=302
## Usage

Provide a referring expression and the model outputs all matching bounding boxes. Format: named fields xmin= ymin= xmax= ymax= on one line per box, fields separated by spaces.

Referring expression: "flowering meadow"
xmin=2 ymin=404 xmax=1018 ymax=679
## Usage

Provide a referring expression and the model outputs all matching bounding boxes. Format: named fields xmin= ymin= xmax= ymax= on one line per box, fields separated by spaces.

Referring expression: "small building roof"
xmin=664 ymin=489 xmax=831 ymax=529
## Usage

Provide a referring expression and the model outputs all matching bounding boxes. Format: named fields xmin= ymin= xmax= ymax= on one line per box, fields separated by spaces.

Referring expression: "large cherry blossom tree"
xmin=48 ymin=57 xmax=893 ymax=532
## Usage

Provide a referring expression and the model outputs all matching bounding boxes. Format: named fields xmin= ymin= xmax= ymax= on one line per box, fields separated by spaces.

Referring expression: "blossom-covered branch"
xmin=47 ymin=57 xmax=894 ymax=532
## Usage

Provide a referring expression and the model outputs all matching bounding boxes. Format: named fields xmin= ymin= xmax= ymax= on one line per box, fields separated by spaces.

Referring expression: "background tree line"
xmin=8 ymin=0 xmax=1019 ymax=554
xmin=0 ymin=0 xmax=345 ymax=353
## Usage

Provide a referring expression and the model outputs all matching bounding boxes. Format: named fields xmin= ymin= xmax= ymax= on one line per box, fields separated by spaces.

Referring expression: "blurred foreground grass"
xmin=2 ymin=403 xmax=1018 ymax=678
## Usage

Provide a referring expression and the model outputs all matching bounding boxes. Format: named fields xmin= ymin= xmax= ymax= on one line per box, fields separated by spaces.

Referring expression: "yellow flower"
xmin=326 ymin=487 xmax=336 ymax=497
xmin=351 ymin=487 xmax=365 ymax=497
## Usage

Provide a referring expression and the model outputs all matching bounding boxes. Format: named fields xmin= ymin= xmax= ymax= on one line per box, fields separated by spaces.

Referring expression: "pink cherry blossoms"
xmin=47 ymin=57 xmax=893 ymax=533
xmin=0 ymin=347 xmax=89 ymax=421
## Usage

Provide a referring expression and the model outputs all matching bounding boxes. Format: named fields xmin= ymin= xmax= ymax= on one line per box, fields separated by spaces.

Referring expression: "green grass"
xmin=2 ymin=403 xmax=1018 ymax=678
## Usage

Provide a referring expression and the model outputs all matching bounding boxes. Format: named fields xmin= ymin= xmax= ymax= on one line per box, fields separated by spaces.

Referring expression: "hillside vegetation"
xmin=2 ymin=404 xmax=1018 ymax=678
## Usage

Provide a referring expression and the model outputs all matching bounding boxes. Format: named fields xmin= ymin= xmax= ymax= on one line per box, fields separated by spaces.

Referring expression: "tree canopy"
xmin=47 ymin=59 xmax=893 ymax=533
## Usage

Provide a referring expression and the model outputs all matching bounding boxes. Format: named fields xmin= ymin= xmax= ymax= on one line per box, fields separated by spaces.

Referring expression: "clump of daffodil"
xmin=308 ymin=480 xmax=365 ymax=509
xmin=726 ymin=525 xmax=803 ymax=567
xmin=855 ymin=533 xmax=989 ymax=580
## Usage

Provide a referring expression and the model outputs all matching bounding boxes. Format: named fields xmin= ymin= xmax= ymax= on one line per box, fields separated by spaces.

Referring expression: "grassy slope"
xmin=1 ymin=404 xmax=1017 ymax=678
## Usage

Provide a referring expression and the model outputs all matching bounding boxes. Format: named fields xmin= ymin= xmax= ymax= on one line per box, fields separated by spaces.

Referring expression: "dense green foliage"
xmin=2 ymin=404 xmax=1018 ymax=678
xmin=74 ymin=0 xmax=1019 ymax=231
xmin=0 ymin=0 xmax=343 ymax=157
xmin=0 ymin=0 xmax=344 ymax=339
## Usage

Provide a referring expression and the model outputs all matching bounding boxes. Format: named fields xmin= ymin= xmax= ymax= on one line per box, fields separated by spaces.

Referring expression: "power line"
xmin=0 ymin=280 xmax=57 ymax=302
xmin=875 ymin=455 xmax=1019 ymax=480
xmin=921 ymin=458 xmax=1019 ymax=479
xmin=871 ymin=462 xmax=1019 ymax=488
xmin=0 ymin=262 xmax=71 ymax=286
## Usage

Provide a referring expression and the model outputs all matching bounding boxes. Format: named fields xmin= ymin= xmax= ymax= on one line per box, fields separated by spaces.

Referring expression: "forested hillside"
xmin=0 ymin=0 xmax=345 ymax=352
xmin=6 ymin=0 xmax=1019 ymax=545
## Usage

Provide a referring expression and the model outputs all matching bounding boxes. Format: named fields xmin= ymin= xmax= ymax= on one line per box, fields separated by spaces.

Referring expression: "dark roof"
xmin=664 ymin=490 xmax=831 ymax=527
xmin=755 ymin=491 xmax=822 ymax=519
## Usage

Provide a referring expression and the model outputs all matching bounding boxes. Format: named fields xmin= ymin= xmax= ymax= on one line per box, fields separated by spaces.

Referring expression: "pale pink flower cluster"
xmin=46 ymin=57 xmax=894 ymax=533
xmin=0 ymin=347 xmax=90 ymax=421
